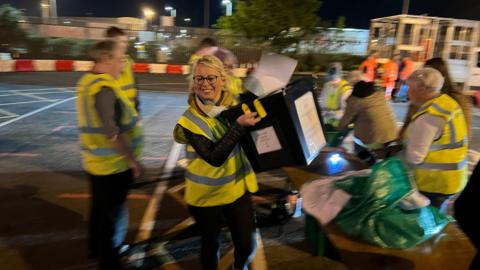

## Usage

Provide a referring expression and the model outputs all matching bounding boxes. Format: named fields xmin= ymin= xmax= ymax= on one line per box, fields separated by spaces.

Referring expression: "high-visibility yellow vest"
xmin=174 ymin=107 xmax=258 ymax=207
xmin=76 ymin=73 xmax=144 ymax=176
xmin=117 ymin=55 xmax=138 ymax=110
xmin=411 ymin=94 xmax=468 ymax=195
xmin=325 ymin=79 xmax=352 ymax=110
xmin=225 ymin=75 xmax=244 ymax=98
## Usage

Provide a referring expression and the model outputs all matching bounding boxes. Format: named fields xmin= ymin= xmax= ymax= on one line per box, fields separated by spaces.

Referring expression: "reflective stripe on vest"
xmin=429 ymin=139 xmax=467 ymax=151
xmin=186 ymin=145 xmax=241 ymax=160
xmin=183 ymin=110 xmax=215 ymax=141
xmin=76 ymin=73 xmax=143 ymax=175
xmin=416 ymin=157 xmax=468 ymax=171
xmin=79 ymin=116 xmax=140 ymax=134
xmin=411 ymin=94 xmax=468 ymax=194
xmin=121 ymin=84 xmax=136 ymax=91
xmin=81 ymin=136 xmax=143 ymax=157
xmin=186 ymin=159 xmax=252 ymax=186
xmin=83 ymin=77 xmax=106 ymax=127
xmin=175 ymin=106 xmax=258 ymax=206
xmin=117 ymin=56 xmax=137 ymax=108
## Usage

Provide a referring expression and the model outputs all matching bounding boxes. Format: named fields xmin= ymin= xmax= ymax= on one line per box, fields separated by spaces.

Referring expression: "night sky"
xmin=1 ymin=0 xmax=480 ymax=29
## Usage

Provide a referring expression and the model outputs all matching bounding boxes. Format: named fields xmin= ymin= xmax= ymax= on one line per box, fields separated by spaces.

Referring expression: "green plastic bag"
xmin=324 ymin=123 xmax=351 ymax=147
xmin=333 ymin=157 xmax=451 ymax=249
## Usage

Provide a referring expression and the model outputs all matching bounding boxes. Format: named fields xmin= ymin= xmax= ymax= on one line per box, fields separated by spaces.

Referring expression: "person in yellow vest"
xmin=173 ymin=55 xmax=260 ymax=270
xmin=76 ymin=40 xmax=144 ymax=269
xmin=105 ymin=27 xmax=140 ymax=113
xmin=320 ymin=62 xmax=352 ymax=126
xmin=404 ymin=68 xmax=468 ymax=212
xmin=214 ymin=48 xmax=244 ymax=98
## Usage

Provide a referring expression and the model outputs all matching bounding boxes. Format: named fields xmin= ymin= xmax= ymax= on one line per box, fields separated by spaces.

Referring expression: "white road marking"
xmin=0 ymin=91 xmax=74 ymax=97
xmin=9 ymin=90 xmax=55 ymax=101
xmin=0 ymin=87 xmax=75 ymax=92
xmin=0 ymin=108 xmax=18 ymax=117
xmin=0 ymin=97 xmax=76 ymax=128
xmin=0 ymin=100 xmax=59 ymax=106
xmin=135 ymin=142 xmax=183 ymax=242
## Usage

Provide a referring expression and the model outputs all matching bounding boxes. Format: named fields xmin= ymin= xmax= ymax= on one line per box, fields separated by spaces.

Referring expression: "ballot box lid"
xmin=283 ymin=78 xmax=327 ymax=165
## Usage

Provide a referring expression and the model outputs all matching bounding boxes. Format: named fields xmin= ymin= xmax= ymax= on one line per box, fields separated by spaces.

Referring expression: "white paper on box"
xmin=244 ymin=53 xmax=298 ymax=97
xmin=250 ymin=126 xmax=282 ymax=154
xmin=294 ymin=91 xmax=326 ymax=157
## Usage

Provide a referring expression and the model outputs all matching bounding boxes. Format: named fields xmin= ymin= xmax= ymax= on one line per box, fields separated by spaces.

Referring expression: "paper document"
xmin=301 ymin=179 xmax=352 ymax=225
xmin=294 ymin=91 xmax=326 ymax=157
xmin=244 ymin=53 xmax=298 ymax=97
xmin=251 ymin=126 xmax=282 ymax=154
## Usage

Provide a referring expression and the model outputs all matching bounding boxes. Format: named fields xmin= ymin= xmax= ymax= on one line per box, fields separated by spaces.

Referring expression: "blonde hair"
xmin=189 ymin=55 xmax=227 ymax=91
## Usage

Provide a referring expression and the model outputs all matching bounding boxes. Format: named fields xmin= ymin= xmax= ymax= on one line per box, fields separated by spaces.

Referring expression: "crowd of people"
xmin=74 ymin=27 xmax=478 ymax=269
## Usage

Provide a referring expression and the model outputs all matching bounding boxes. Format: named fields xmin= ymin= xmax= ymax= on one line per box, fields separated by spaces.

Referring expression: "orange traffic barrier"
xmin=15 ymin=60 xmax=34 ymax=72
xmin=134 ymin=63 xmax=149 ymax=73
xmin=55 ymin=60 xmax=74 ymax=72
xmin=167 ymin=64 xmax=183 ymax=74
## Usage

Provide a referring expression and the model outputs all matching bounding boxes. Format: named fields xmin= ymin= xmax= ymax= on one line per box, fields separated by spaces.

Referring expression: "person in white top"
xmin=404 ymin=69 xmax=446 ymax=165
xmin=404 ymin=68 xmax=468 ymax=212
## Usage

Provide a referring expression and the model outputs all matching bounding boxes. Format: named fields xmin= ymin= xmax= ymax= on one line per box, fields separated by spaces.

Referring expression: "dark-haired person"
xmin=337 ymin=71 xmax=398 ymax=156
xmin=76 ymin=40 xmax=144 ymax=269
xmin=105 ymin=26 xmax=140 ymax=113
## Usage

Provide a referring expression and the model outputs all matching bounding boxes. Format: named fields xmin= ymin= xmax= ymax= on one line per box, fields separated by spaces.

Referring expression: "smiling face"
xmin=192 ymin=63 xmax=224 ymax=102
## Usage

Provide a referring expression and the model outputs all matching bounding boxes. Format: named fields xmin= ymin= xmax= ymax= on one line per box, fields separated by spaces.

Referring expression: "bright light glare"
xmin=329 ymin=153 xmax=342 ymax=165
xmin=143 ymin=8 xmax=155 ymax=18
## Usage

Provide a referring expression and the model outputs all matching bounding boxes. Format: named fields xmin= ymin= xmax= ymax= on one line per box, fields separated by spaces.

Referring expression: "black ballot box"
xmin=220 ymin=78 xmax=327 ymax=172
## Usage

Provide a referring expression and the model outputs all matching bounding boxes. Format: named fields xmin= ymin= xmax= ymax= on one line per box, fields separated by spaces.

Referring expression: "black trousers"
xmin=87 ymin=169 xmax=133 ymax=269
xmin=455 ymin=162 xmax=480 ymax=270
xmin=189 ymin=193 xmax=257 ymax=270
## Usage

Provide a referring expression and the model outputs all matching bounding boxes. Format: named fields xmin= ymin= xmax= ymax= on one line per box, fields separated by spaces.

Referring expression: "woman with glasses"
xmin=173 ymin=55 xmax=260 ymax=270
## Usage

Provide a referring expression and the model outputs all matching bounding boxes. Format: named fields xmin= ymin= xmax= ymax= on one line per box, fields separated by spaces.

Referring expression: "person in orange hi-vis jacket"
xmin=359 ymin=51 xmax=378 ymax=82
xmin=400 ymin=55 xmax=415 ymax=81
xmin=383 ymin=54 xmax=400 ymax=100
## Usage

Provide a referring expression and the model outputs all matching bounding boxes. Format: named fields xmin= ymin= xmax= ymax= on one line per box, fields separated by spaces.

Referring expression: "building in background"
xmin=369 ymin=14 xmax=480 ymax=89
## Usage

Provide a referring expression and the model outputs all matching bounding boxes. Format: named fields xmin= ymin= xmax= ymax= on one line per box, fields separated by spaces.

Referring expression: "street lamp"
xmin=165 ymin=6 xmax=176 ymax=18
xmin=143 ymin=8 xmax=156 ymax=28
xmin=184 ymin=18 xmax=191 ymax=27
xmin=40 ymin=3 xmax=50 ymax=20
xmin=222 ymin=0 xmax=232 ymax=16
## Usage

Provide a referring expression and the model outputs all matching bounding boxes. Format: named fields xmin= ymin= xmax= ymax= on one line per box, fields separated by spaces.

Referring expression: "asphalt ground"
xmin=0 ymin=72 xmax=479 ymax=270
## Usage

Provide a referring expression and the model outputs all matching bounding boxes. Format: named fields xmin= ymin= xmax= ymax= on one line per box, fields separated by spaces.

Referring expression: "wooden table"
xmin=283 ymin=152 xmax=476 ymax=270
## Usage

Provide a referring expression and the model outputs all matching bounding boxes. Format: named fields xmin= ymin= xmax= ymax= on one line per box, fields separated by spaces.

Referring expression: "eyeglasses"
xmin=193 ymin=75 xmax=218 ymax=85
